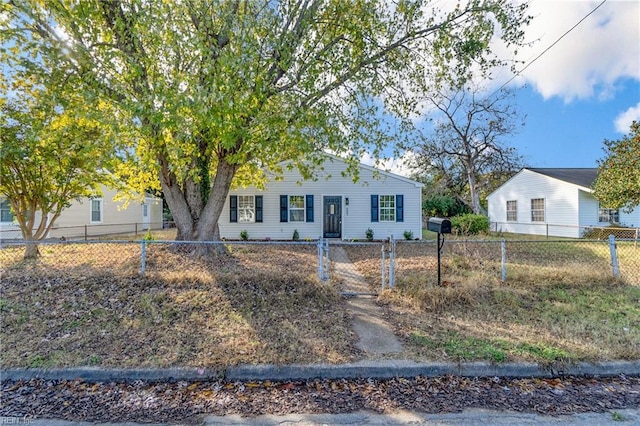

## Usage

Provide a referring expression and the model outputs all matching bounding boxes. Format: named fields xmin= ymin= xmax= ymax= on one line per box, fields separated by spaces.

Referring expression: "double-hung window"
xmin=379 ymin=195 xmax=396 ymax=222
xmin=370 ymin=194 xmax=404 ymax=222
xmin=530 ymin=198 xmax=545 ymax=222
xmin=90 ymin=198 xmax=103 ymax=223
xmin=506 ymin=200 xmax=517 ymax=222
xmin=288 ymin=195 xmax=305 ymax=222
xmin=238 ymin=195 xmax=255 ymax=223
xmin=0 ymin=199 xmax=15 ymax=223
xmin=279 ymin=195 xmax=313 ymax=223
xmin=230 ymin=195 xmax=263 ymax=223
xmin=598 ymin=204 xmax=619 ymax=223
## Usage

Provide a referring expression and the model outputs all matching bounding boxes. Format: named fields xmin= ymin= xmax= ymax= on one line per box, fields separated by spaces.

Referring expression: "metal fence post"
xmin=317 ymin=237 xmax=323 ymax=282
xmin=608 ymin=234 xmax=620 ymax=279
xmin=501 ymin=239 xmax=507 ymax=282
xmin=324 ymin=237 xmax=330 ymax=282
xmin=389 ymin=235 xmax=395 ymax=288
xmin=141 ymin=239 xmax=147 ymax=276
xmin=381 ymin=243 xmax=386 ymax=290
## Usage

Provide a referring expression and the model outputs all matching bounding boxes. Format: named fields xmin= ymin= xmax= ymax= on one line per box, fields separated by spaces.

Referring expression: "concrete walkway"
xmin=330 ymin=245 xmax=402 ymax=355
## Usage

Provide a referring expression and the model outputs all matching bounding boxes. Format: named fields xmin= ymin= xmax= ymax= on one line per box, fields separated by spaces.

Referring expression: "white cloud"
xmin=510 ymin=0 xmax=639 ymax=102
xmin=614 ymin=102 xmax=640 ymax=133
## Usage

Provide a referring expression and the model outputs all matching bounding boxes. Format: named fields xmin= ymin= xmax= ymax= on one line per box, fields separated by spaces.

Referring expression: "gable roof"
xmin=527 ymin=168 xmax=598 ymax=189
xmin=277 ymin=153 xmax=424 ymax=188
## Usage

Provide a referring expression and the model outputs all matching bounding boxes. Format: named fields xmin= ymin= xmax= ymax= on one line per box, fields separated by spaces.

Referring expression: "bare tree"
xmin=409 ymin=86 xmax=525 ymax=215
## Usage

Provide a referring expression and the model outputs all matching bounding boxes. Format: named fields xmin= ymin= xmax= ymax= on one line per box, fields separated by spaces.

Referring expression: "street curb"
xmin=0 ymin=367 xmax=224 ymax=383
xmin=2 ymin=360 xmax=639 ymax=383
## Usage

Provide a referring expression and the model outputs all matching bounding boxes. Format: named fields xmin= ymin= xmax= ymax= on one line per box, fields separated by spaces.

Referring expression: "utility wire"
xmin=490 ymin=0 xmax=609 ymax=97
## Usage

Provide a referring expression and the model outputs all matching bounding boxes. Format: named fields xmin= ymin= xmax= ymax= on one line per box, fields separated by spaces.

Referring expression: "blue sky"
xmin=512 ymin=77 xmax=639 ymax=168
xmin=507 ymin=0 xmax=639 ymax=168
xmin=373 ymin=0 xmax=640 ymax=175
xmin=479 ymin=0 xmax=639 ymax=168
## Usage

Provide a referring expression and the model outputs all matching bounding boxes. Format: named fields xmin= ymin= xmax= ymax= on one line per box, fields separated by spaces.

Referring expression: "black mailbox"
xmin=428 ymin=217 xmax=452 ymax=234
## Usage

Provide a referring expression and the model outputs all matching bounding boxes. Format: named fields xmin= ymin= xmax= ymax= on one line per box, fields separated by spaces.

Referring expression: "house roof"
xmin=527 ymin=168 xmax=598 ymax=189
xmin=277 ymin=153 xmax=424 ymax=188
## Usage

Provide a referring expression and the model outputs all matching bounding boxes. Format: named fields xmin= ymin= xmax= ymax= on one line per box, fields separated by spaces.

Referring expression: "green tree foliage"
xmin=2 ymin=0 xmax=530 ymax=248
xmin=0 ymin=81 xmax=117 ymax=258
xmin=593 ymin=122 xmax=640 ymax=213
xmin=423 ymin=194 xmax=469 ymax=217
xmin=451 ymin=213 xmax=489 ymax=235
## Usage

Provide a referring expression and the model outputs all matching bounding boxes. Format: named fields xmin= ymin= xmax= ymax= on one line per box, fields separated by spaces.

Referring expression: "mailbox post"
xmin=428 ymin=217 xmax=452 ymax=286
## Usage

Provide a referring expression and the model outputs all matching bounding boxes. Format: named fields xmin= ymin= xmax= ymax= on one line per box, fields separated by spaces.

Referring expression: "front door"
xmin=323 ymin=196 xmax=342 ymax=238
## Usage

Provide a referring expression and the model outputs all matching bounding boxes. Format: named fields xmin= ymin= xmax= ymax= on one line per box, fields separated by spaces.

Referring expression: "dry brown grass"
xmin=2 ymin=238 xmax=638 ymax=368
xmin=344 ymin=241 xmax=640 ymax=364
xmin=0 ymin=243 xmax=359 ymax=369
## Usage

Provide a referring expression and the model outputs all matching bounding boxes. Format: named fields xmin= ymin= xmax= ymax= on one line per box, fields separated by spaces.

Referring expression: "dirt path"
xmin=330 ymin=245 xmax=402 ymax=356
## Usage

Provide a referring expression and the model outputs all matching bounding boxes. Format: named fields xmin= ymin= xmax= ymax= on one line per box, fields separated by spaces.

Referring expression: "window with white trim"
xmin=531 ymin=198 xmax=544 ymax=222
xmin=506 ymin=200 xmax=517 ymax=222
xmin=238 ymin=195 xmax=255 ymax=223
xmin=90 ymin=198 xmax=103 ymax=223
xmin=289 ymin=195 xmax=305 ymax=222
xmin=379 ymin=195 xmax=396 ymax=222
xmin=0 ymin=199 xmax=15 ymax=223
xmin=598 ymin=204 xmax=619 ymax=223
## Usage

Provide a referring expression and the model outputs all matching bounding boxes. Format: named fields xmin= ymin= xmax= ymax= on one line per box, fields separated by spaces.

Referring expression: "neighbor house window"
xmin=598 ymin=204 xmax=619 ymax=223
xmin=0 ymin=199 xmax=15 ymax=223
xmin=531 ymin=198 xmax=545 ymax=222
xmin=289 ymin=195 xmax=305 ymax=222
xmin=90 ymin=198 xmax=103 ymax=223
xmin=379 ymin=195 xmax=396 ymax=222
xmin=506 ymin=200 xmax=517 ymax=222
xmin=238 ymin=195 xmax=255 ymax=223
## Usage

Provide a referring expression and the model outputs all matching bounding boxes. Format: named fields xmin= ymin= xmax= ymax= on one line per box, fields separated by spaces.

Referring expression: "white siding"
xmin=578 ymin=190 xmax=600 ymax=228
xmin=219 ymin=157 xmax=423 ymax=240
xmin=0 ymin=187 xmax=162 ymax=240
xmin=487 ymin=169 xmax=582 ymax=238
xmin=620 ymin=207 xmax=640 ymax=228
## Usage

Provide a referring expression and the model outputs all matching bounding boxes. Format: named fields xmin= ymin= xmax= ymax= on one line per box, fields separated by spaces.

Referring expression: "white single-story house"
xmin=487 ymin=168 xmax=640 ymax=238
xmin=0 ymin=186 xmax=163 ymax=240
xmin=219 ymin=155 xmax=423 ymax=240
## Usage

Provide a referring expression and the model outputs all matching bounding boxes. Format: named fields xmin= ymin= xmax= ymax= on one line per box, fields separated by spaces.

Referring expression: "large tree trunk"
xmin=158 ymin=149 xmax=237 ymax=255
xmin=193 ymin=159 xmax=237 ymax=255
xmin=465 ymin=161 xmax=484 ymax=215
xmin=23 ymin=236 xmax=40 ymax=260
xmin=157 ymin=152 xmax=195 ymax=241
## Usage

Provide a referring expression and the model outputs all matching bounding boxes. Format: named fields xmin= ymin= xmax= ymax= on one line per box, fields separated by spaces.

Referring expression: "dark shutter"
xmin=396 ymin=194 xmax=404 ymax=222
xmin=280 ymin=195 xmax=288 ymax=222
xmin=305 ymin=195 xmax=314 ymax=222
xmin=370 ymin=195 xmax=379 ymax=222
xmin=230 ymin=195 xmax=238 ymax=223
xmin=255 ymin=195 xmax=263 ymax=223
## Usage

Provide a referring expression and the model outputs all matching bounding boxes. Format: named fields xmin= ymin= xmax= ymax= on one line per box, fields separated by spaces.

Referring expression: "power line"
xmin=490 ymin=0 xmax=609 ymax=97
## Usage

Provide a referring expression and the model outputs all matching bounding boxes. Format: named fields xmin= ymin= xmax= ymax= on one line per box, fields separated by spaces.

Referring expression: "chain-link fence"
xmin=0 ymin=221 xmax=167 ymax=241
xmin=490 ymin=221 xmax=640 ymax=240
xmin=338 ymin=236 xmax=639 ymax=290
xmin=0 ymin=240 xmax=326 ymax=284
xmin=1 ymin=236 xmax=638 ymax=287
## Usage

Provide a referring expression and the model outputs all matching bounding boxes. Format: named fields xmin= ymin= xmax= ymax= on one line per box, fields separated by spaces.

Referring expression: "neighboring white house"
xmin=0 ymin=186 xmax=163 ymax=240
xmin=487 ymin=168 xmax=640 ymax=238
xmin=219 ymin=155 xmax=423 ymax=240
